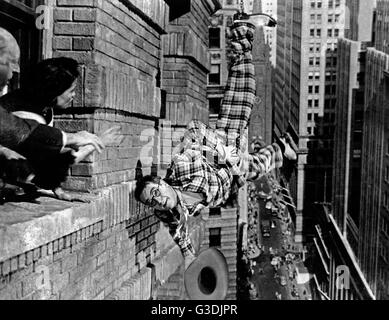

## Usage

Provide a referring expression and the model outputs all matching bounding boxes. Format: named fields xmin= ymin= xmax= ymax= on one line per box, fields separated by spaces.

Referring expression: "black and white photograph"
xmin=0 ymin=0 xmax=387 ymax=305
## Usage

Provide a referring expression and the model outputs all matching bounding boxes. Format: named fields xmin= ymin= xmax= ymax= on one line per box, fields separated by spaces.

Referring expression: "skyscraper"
xmin=359 ymin=0 xmax=389 ymax=300
xmin=262 ymin=0 xmax=278 ymax=66
xmin=275 ymin=0 xmax=347 ymax=243
xmin=309 ymin=0 xmax=377 ymax=301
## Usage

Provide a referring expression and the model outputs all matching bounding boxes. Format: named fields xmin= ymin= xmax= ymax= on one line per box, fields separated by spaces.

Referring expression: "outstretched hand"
xmin=99 ymin=126 xmax=124 ymax=147
xmin=0 ymin=146 xmax=26 ymax=160
xmin=66 ymin=131 xmax=105 ymax=153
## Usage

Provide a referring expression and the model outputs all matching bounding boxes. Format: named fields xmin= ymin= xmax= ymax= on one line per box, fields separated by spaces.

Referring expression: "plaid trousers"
xmin=175 ymin=22 xmax=283 ymax=205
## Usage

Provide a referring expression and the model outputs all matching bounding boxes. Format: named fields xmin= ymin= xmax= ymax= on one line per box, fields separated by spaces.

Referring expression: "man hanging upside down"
xmin=135 ymin=17 xmax=298 ymax=268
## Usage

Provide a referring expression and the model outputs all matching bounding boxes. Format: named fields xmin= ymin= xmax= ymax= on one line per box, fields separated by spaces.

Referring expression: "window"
xmin=209 ymin=28 xmax=221 ymax=48
xmin=309 ymin=57 xmax=315 ymax=66
xmin=314 ymin=99 xmax=319 ymax=107
xmin=311 ymin=1 xmax=315 ymax=9
xmin=209 ymin=228 xmax=221 ymax=247
xmin=326 ymin=57 xmax=332 ymax=67
xmin=334 ymin=29 xmax=339 ymax=37
xmin=317 ymin=1 xmax=322 ymax=8
xmin=209 ymin=98 xmax=221 ymax=115
xmin=335 ymin=14 xmax=340 ymax=22
xmin=311 ymin=14 xmax=315 ymax=21
xmin=308 ymin=99 xmax=313 ymax=108
xmin=309 ymin=86 xmax=313 ymax=94
xmin=308 ymin=127 xmax=313 ymax=135
xmin=328 ymin=29 xmax=333 ymax=37
xmin=328 ymin=0 xmax=333 ymax=8
xmin=0 ymin=2 xmax=41 ymax=93
xmin=310 ymin=29 xmax=315 ymax=37
xmin=309 ymin=73 xmax=314 ymax=80
xmin=384 ymin=191 xmax=389 ymax=209
xmin=317 ymin=14 xmax=322 ymax=22
xmin=317 ymin=29 xmax=321 ymax=37
xmin=315 ymin=85 xmax=320 ymax=94
xmin=209 ymin=207 xmax=221 ymax=216
xmin=382 ymin=218 xmax=389 ymax=236
xmin=308 ymin=113 xmax=313 ymax=121
xmin=385 ymin=166 xmax=389 ymax=182
xmin=309 ymin=45 xmax=315 ymax=53
xmin=315 ymin=58 xmax=320 ymax=66
xmin=315 ymin=73 xmax=320 ymax=80
xmin=380 ymin=244 xmax=389 ymax=262
xmin=387 ymin=139 xmax=389 ymax=155
xmin=208 ymin=64 xmax=220 ymax=85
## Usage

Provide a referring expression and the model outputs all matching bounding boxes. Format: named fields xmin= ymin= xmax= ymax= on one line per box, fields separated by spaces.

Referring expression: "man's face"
xmin=0 ymin=46 xmax=20 ymax=91
xmin=140 ymin=180 xmax=178 ymax=211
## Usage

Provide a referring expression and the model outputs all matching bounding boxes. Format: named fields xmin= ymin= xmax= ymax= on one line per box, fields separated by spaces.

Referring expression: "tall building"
xmin=275 ymin=0 xmax=347 ymax=243
xmin=332 ymin=0 xmax=375 ymax=258
xmin=207 ymin=0 xmax=241 ymax=126
xmin=309 ymin=0 xmax=377 ymax=300
xmin=262 ymin=0 xmax=278 ymax=66
xmin=359 ymin=0 xmax=389 ymax=300
xmin=248 ymin=0 xmax=274 ymax=143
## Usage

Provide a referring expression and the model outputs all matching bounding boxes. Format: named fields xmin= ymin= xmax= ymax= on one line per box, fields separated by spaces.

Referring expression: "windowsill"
xmin=0 ymin=187 xmax=123 ymax=262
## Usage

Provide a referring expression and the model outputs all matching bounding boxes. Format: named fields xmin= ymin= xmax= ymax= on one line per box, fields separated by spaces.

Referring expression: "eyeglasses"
xmin=146 ymin=184 xmax=162 ymax=208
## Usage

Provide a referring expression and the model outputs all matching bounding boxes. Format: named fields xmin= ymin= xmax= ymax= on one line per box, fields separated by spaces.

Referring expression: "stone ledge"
xmin=0 ymin=181 xmax=136 ymax=262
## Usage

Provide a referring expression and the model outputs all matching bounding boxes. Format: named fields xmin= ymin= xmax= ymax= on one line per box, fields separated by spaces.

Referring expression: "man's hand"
xmin=216 ymin=142 xmax=240 ymax=166
xmin=0 ymin=146 xmax=26 ymax=160
xmin=191 ymin=203 xmax=206 ymax=217
xmin=99 ymin=126 xmax=124 ymax=147
xmin=66 ymin=131 xmax=104 ymax=153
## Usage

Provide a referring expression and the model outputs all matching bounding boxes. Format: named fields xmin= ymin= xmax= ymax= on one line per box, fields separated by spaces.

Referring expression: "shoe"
xmin=233 ymin=12 xmax=277 ymax=28
xmin=282 ymin=132 xmax=299 ymax=154
xmin=278 ymin=137 xmax=297 ymax=161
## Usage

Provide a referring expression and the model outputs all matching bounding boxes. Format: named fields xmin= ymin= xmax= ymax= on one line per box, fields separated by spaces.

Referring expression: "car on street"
xmin=280 ymin=276 xmax=287 ymax=286
xmin=261 ymin=220 xmax=271 ymax=238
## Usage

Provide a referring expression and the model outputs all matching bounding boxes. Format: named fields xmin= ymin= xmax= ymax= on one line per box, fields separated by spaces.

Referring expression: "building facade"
xmin=275 ymin=0 xmax=347 ymax=244
xmin=309 ymin=0 xmax=389 ymax=300
xmin=262 ymin=0 xmax=277 ymax=67
xmin=359 ymin=0 xmax=389 ymax=299
xmin=0 ymin=0 xmax=222 ymax=300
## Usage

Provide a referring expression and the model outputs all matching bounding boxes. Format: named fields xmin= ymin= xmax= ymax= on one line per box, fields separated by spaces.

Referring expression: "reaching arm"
xmin=70 ymin=126 xmax=124 ymax=164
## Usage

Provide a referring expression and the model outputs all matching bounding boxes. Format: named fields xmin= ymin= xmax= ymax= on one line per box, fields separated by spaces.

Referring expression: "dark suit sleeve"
xmin=0 ymin=106 xmax=64 ymax=155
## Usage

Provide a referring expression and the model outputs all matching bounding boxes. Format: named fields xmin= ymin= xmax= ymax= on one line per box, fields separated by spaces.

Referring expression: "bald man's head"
xmin=0 ymin=27 xmax=20 ymax=90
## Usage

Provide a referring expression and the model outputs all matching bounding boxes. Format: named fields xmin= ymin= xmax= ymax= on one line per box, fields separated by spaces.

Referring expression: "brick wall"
xmin=51 ymin=0 xmax=168 ymax=191
xmin=200 ymin=207 xmax=239 ymax=300
xmin=0 ymin=0 xmax=223 ymax=300
xmin=159 ymin=0 xmax=218 ymax=169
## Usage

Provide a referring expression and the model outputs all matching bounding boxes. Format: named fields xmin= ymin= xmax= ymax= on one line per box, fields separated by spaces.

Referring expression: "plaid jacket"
xmin=162 ymin=149 xmax=233 ymax=258
xmin=154 ymin=203 xmax=194 ymax=257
